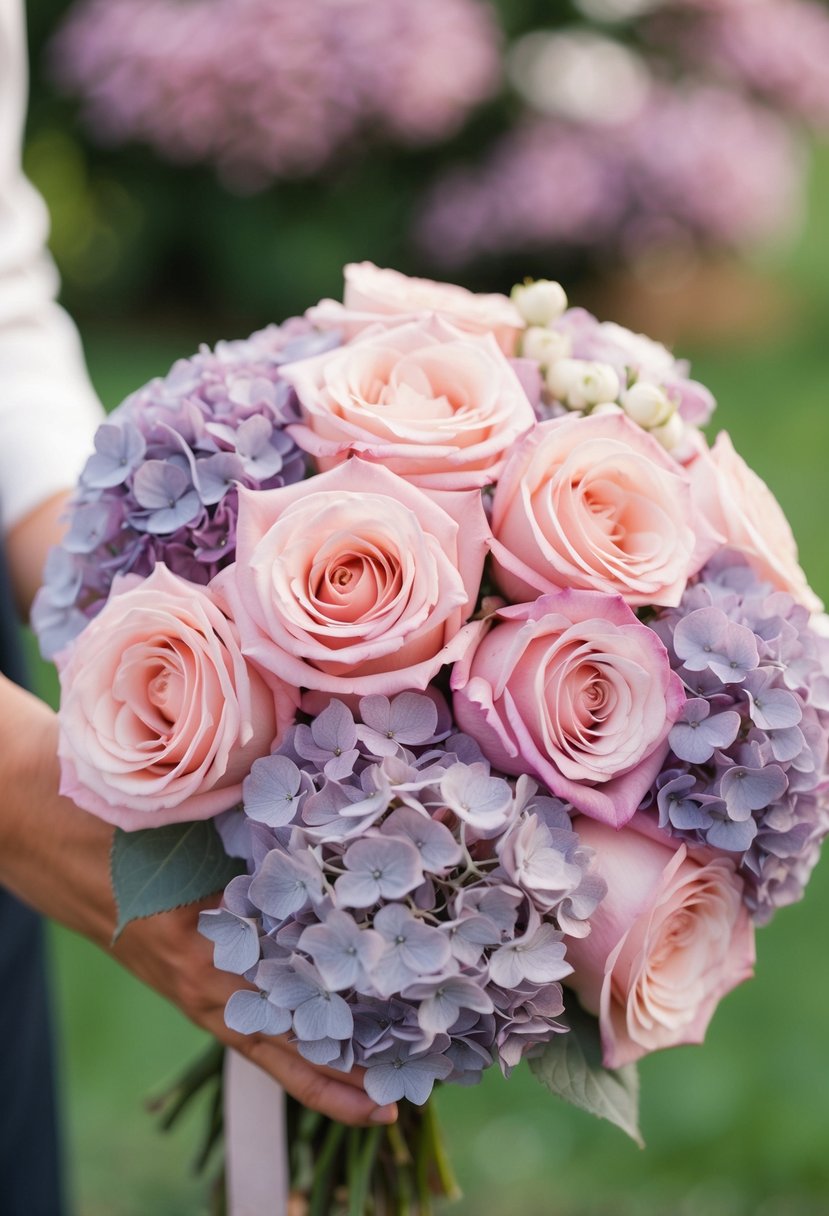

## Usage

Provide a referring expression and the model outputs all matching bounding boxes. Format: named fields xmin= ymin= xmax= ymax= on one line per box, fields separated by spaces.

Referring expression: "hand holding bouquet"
xmin=36 ymin=263 xmax=829 ymax=1213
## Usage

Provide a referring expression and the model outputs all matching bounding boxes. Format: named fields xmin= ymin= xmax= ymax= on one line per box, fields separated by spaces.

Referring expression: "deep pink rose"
xmin=220 ymin=459 xmax=489 ymax=697
xmin=283 ymin=315 xmax=536 ymax=491
xmin=57 ymin=563 xmax=297 ymax=830
xmin=490 ymin=413 xmax=712 ymax=607
xmin=451 ymin=590 xmax=685 ymax=827
xmin=306 ymin=261 xmax=524 ymax=355
xmin=566 ymin=815 xmax=756 ymax=1068
xmin=691 ymin=431 xmax=822 ymax=612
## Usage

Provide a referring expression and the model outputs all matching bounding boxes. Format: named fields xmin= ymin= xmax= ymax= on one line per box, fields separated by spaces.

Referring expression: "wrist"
xmin=0 ymin=674 xmax=116 ymax=947
xmin=0 ymin=677 xmax=56 ymax=861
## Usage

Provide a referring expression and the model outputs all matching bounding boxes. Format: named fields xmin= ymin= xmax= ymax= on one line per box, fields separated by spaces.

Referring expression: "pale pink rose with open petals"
xmin=566 ymin=815 xmax=755 ymax=1069
xmin=490 ymin=413 xmax=714 ymax=608
xmin=451 ymin=590 xmax=685 ymax=827
xmin=283 ymin=315 xmax=536 ymax=491
xmin=220 ymin=459 xmax=489 ymax=697
xmin=306 ymin=261 xmax=524 ymax=355
xmin=57 ymin=563 xmax=297 ymax=830
xmin=692 ymin=431 xmax=822 ymax=612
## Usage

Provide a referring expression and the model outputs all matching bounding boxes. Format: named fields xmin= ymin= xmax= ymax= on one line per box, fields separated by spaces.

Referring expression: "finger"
xmin=245 ymin=1038 xmax=397 ymax=1128
xmin=194 ymin=963 xmax=372 ymax=1094
xmin=199 ymin=979 xmax=371 ymax=1093
xmin=313 ymin=1059 xmax=368 ymax=1091
xmin=200 ymin=1003 xmax=390 ymax=1123
xmin=161 ymin=921 xmax=388 ymax=1120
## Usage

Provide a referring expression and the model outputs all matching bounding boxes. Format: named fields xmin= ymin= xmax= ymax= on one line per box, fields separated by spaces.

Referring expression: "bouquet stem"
xmin=417 ymin=1098 xmax=462 ymax=1205
xmin=296 ymin=1095 xmax=459 ymax=1215
xmin=155 ymin=1047 xmax=460 ymax=1215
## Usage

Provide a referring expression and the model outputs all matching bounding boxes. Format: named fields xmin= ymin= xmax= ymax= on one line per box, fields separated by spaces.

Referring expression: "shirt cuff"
xmin=0 ymin=326 xmax=104 ymax=533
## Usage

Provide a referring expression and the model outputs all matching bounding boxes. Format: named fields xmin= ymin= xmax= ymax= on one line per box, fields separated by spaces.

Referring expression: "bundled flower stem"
xmin=147 ymin=1040 xmax=227 ymax=1207
xmin=152 ymin=1041 xmax=459 ymax=1215
xmin=155 ymin=1048 xmax=457 ymax=1216
xmin=297 ymin=1096 xmax=458 ymax=1216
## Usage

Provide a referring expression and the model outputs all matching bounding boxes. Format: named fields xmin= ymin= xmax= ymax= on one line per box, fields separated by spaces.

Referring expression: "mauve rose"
xmin=566 ymin=815 xmax=756 ymax=1069
xmin=490 ymin=413 xmax=711 ymax=608
xmin=220 ymin=458 xmax=489 ymax=697
xmin=57 ymin=563 xmax=297 ymax=830
xmin=692 ymin=431 xmax=822 ymax=612
xmin=283 ymin=314 xmax=536 ymax=491
xmin=451 ymin=590 xmax=685 ymax=827
xmin=306 ymin=261 xmax=524 ymax=355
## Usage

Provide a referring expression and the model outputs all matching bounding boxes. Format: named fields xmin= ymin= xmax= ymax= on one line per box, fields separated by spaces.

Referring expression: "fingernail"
xmin=369 ymin=1104 xmax=397 ymax=1125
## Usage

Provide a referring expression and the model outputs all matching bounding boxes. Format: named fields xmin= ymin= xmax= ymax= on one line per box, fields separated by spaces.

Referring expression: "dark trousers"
xmin=0 ymin=543 xmax=65 ymax=1215
xmin=0 ymin=890 xmax=64 ymax=1215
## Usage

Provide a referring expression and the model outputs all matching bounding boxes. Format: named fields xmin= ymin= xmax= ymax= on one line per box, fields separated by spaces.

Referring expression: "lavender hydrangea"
xmin=200 ymin=691 xmax=606 ymax=1105
xmin=32 ymin=320 xmax=339 ymax=657
xmin=646 ymin=555 xmax=829 ymax=923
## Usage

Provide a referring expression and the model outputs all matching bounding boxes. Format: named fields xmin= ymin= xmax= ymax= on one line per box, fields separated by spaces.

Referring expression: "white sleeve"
xmin=0 ymin=0 xmax=104 ymax=535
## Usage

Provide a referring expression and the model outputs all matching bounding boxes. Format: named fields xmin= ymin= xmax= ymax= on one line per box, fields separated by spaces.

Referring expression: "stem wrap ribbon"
xmin=225 ymin=1049 xmax=288 ymax=1215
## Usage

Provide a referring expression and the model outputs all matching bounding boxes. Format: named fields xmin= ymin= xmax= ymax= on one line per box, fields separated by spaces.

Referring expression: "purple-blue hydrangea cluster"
xmin=32 ymin=321 xmax=339 ymax=658
xmin=646 ymin=555 xmax=829 ymax=923
xmin=199 ymin=692 xmax=606 ymax=1107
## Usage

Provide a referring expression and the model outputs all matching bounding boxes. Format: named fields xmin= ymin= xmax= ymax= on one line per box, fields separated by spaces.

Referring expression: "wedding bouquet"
xmin=35 ymin=263 xmax=829 ymax=1214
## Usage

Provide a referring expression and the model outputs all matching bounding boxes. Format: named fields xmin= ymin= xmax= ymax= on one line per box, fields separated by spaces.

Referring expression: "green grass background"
xmin=37 ymin=147 xmax=829 ymax=1216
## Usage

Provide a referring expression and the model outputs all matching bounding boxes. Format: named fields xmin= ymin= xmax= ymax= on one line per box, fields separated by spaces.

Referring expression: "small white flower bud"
xmin=621 ymin=382 xmax=674 ymax=429
xmin=590 ymin=402 xmax=624 ymax=417
xmin=650 ymin=411 xmax=685 ymax=451
xmin=521 ymin=326 xmax=572 ymax=367
xmin=546 ymin=358 xmax=621 ymax=410
xmin=810 ymin=611 xmax=829 ymax=639
xmin=511 ymin=279 xmax=569 ymax=327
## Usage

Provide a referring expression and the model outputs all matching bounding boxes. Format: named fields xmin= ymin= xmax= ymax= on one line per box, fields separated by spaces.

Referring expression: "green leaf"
xmin=529 ymin=1002 xmax=644 ymax=1147
xmin=111 ymin=820 xmax=243 ymax=940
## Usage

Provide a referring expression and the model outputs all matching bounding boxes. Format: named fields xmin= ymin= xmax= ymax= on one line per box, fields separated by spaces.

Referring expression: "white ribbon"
xmin=224 ymin=1049 xmax=289 ymax=1216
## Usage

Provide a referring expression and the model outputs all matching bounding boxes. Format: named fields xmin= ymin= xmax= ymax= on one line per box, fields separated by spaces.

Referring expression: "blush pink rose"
xmin=451 ymin=589 xmax=685 ymax=827
xmin=282 ymin=314 xmax=536 ymax=491
xmin=220 ymin=458 xmax=489 ymax=697
xmin=306 ymin=261 xmax=524 ymax=355
xmin=490 ymin=413 xmax=714 ymax=608
xmin=57 ymin=563 xmax=297 ymax=830
xmin=565 ymin=815 xmax=756 ymax=1069
xmin=691 ymin=431 xmax=822 ymax=612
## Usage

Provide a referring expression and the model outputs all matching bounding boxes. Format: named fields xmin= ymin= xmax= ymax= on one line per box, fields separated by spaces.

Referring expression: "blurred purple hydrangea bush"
xmin=50 ymin=0 xmax=501 ymax=191
xmin=29 ymin=0 xmax=829 ymax=316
